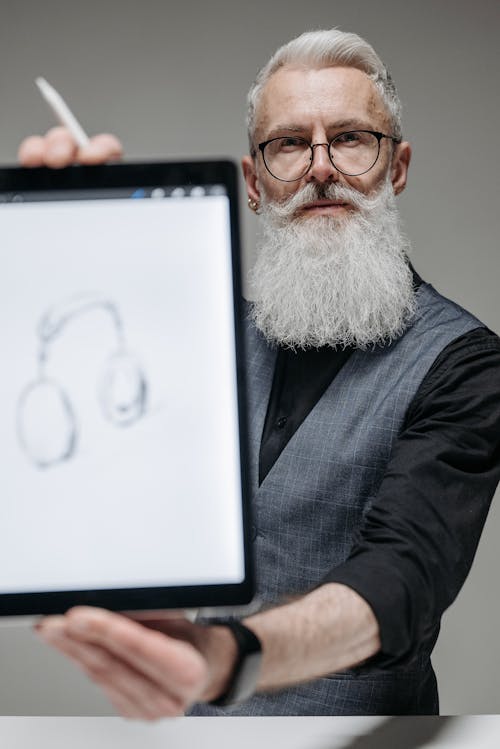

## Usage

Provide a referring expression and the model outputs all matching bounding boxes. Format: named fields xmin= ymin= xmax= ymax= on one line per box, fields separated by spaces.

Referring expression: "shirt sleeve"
xmin=322 ymin=326 xmax=500 ymax=665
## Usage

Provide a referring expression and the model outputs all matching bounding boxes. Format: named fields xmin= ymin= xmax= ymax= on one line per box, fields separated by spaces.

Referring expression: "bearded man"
xmin=20 ymin=29 xmax=500 ymax=717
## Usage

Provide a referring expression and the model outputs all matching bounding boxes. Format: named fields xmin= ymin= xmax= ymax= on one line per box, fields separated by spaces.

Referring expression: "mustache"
xmin=261 ymin=181 xmax=391 ymax=221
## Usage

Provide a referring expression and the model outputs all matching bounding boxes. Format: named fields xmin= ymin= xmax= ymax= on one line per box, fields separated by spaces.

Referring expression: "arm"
xmin=37 ymin=581 xmax=379 ymax=719
xmin=245 ymin=582 xmax=379 ymax=691
xmin=324 ymin=328 xmax=500 ymax=663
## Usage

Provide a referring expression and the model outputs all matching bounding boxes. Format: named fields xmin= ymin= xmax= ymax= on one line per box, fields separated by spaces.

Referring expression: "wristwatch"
xmin=210 ymin=619 xmax=263 ymax=706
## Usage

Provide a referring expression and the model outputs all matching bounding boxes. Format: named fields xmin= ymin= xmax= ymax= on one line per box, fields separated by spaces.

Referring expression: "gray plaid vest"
xmin=192 ymin=282 xmax=482 ymax=715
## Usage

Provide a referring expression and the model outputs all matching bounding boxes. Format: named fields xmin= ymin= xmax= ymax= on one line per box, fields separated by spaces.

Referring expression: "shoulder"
xmin=405 ymin=325 xmax=500 ymax=429
xmin=414 ymin=282 xmax=485 ymax=335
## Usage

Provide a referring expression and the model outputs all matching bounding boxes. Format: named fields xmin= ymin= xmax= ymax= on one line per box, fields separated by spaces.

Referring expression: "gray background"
xmin=0 ymin=0 xmax=498 ymax=716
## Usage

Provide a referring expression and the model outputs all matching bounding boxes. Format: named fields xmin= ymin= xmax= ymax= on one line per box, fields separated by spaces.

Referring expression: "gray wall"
xmin=0 ymin=0 xmax=498 ymax=715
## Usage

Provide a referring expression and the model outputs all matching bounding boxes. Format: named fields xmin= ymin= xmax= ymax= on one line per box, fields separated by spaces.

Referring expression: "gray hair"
xmin=246 ymin=29 xmax=403 ymax=150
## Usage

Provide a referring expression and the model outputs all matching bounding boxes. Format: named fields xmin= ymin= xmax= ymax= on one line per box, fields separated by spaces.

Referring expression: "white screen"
xmin=0 ymin=194 xmax=245 ymax=593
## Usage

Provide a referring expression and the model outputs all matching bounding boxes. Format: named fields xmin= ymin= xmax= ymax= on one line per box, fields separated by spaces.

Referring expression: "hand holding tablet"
xmin=36 ymin=606 xmax=239 ymax=718
xmin=18 ymin=127 xmax=123 ymax=168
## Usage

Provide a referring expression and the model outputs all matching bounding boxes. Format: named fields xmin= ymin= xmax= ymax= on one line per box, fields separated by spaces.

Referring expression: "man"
xmin=20 ymin=29 xmax=500 ymax=718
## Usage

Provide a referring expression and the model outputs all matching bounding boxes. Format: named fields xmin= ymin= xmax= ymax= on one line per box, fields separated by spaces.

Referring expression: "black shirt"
xmin=258 ymin=281 xmax=500 ymax=664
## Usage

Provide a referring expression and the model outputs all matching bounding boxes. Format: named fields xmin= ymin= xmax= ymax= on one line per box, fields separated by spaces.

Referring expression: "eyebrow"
xmin=263 ymin=119 xmax=378 ymax=140
xmin=329 ymin=118 xmax=376 ymax=131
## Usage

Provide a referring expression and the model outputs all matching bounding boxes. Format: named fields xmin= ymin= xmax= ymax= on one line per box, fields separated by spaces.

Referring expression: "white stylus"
xmin=35 ymin=76 xmax=90 ymax=148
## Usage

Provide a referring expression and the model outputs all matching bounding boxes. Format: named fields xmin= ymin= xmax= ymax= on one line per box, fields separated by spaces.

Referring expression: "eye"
xmin=276 ymin=136 xmax=307 ymax=151
xmin=334 ymin=131 xmax=363 ymax=146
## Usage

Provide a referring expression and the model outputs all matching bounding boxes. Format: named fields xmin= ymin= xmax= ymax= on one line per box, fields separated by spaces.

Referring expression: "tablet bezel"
xmin=0 ymin=160 xmax=254 ymax=616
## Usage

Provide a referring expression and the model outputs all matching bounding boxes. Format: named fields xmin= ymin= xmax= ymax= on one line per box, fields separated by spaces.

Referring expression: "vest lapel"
xmin=243 ymin=316 xmax=277 ymax=493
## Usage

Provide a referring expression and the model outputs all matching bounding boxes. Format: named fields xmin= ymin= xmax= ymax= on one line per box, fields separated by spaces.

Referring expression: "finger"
xmin=37 ymin=617 xmax=185 ymax=719
xmin=99 ymin=681 xmax=182 ymax=721
xmin=43 ymin=126 xmax=78 ymax=168
xmin=99 ymin=684 xmax=145 ymax=720
xmin=66 ymin=607 xmax=208 ymax=700
xmin=77 ymin=134 xmax=123 ymax=165
xmin=65 ymin=607 xmax=208 ymax=701
xmin=18 ymin=136 xmax=46 ymax=167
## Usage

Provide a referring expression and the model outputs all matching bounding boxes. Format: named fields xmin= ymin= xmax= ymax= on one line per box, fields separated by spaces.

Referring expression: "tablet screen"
xmin=0 ymin=162 xmax=252 ymax=615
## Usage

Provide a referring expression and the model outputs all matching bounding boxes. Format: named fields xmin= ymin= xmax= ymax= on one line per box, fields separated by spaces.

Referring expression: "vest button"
xmin=276 ymin=416 xmax=288 ymax=429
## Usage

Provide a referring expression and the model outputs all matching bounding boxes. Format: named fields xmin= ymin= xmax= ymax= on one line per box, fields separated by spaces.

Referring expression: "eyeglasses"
xmin=258 ymin=130 xmax=401 ymax=182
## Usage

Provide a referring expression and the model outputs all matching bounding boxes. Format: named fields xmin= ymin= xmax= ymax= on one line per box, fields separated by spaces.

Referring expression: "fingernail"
xmin=37 ymin=615 xmax=63 ymax=624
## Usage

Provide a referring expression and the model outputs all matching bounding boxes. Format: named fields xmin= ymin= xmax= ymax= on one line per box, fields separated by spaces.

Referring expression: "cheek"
xmin=343 ymin=164 xmax=390 ymax=196
xmin=258 ymin=172 xmax=299 ymax=203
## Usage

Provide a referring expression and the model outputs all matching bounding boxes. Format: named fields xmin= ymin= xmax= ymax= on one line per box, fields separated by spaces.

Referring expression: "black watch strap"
xmin=210 ymin=620 xmax=262 ymax=707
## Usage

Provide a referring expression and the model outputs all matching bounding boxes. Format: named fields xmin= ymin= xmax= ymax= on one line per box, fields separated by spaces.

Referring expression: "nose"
xmin=306 ymin=143 xmax=339 ymax=184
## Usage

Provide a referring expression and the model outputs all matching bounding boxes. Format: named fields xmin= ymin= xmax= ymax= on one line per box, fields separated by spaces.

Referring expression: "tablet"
xmin=0 ymin=160 xmax=253 ymax=617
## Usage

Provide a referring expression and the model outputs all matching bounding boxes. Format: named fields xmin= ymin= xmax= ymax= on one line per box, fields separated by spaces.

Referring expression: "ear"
xmin=242 ymin=154 xmax=261 ymax=204
xmin=391 ymin=141 xmax=412 ymax=195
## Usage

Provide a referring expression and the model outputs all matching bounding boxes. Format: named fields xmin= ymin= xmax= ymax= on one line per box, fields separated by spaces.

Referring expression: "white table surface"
xmin=1 ymin=716 xmax=500 ymax=749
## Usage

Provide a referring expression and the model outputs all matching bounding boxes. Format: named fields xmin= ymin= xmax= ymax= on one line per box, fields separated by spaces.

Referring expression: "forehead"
xmin=256 ymin=65 xmax=390 ymax=137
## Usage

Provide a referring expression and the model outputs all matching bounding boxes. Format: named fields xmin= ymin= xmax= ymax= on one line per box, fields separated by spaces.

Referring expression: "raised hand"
xmin=18 ymin=127 xmax=123 ymax=168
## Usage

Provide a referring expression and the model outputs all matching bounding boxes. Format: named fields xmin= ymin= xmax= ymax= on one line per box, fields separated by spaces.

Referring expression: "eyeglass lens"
xmin=263 ymin=132 xmax=381 ymax=180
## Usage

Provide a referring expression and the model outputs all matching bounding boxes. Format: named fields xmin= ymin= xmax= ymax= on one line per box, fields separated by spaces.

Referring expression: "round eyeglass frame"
xmin=257 ymin=130 xmax=402 ymax=181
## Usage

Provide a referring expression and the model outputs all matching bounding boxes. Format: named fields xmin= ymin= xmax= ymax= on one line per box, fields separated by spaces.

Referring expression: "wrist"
xmin=208 ymin=620 xmax=263 ymax=706
xmin=198 ymin=624 xmax=240 ymax=703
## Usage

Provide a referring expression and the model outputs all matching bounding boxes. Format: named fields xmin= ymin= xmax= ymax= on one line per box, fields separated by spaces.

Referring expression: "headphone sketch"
xmin=17 ymin=292 xmax=148 ymax=469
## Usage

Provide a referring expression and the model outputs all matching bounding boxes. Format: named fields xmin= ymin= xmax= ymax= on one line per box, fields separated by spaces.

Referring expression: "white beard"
xmin=249 ymin=179 xmax=417 ymax=350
